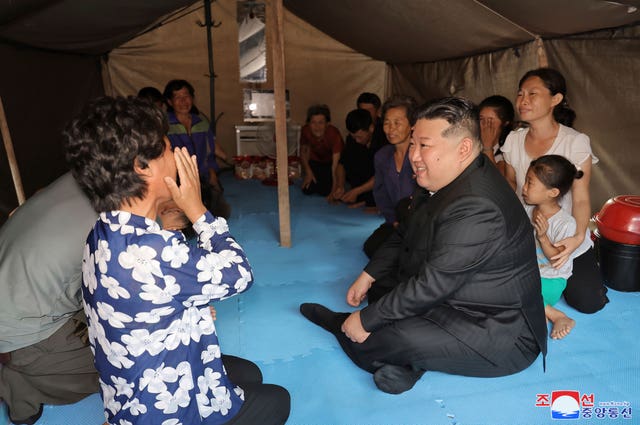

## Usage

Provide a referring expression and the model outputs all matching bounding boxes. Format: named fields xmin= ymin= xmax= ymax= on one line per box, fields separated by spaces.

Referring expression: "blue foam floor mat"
xmin=2 ymin=174 xmax=638 ymax=425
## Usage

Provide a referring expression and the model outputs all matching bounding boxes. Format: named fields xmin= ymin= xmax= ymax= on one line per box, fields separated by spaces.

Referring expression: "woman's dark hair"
xmin=306 ymin=104 xmax=331 ymax=123
xmin=479 ymin=95 xmax=515 ymax=146
xmin=381 ymin=95 xmax=418 ymax=124
xmin=519 ymin=68 xmax=576 ymax=127
xmin=163 ymin=79 xmax=199 ymax=114
xmin=529 ymin=154 xmax=583 ymax=197
xmin=64 ymin=96 xmax=169 ymax=212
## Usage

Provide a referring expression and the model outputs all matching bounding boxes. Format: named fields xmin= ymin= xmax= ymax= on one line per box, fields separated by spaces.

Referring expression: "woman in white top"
xmin=502 ymin=68 xmax=608 ymax=314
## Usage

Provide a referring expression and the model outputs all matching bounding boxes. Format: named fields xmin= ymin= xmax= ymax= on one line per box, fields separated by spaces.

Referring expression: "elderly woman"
xmin=64 ymin=96 xmax=289 ymax=425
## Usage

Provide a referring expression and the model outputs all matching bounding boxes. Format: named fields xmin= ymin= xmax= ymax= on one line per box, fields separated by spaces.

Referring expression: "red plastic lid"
xmin=594 ymin=195 xmax=640 ymax=245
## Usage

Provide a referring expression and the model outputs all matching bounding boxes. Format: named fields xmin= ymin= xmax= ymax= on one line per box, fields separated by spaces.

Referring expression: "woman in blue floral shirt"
xmin=64 ymin=96 xmax=290 ymax=425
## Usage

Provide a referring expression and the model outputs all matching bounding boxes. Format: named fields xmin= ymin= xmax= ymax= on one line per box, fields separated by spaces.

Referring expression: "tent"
xmin=1 ymin=0 xmax=639 ymax=227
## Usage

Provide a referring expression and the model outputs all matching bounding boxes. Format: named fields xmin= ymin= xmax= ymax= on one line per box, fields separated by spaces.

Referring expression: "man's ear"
xmin=458 ymin=137 xmax=474 ymax=159
xmin=134 ymin=157 xmax=152 ymax=177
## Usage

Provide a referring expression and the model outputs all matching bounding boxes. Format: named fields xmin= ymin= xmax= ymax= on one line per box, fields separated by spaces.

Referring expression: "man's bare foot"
xmin=545 ymin=305 xmax=575 ymax=339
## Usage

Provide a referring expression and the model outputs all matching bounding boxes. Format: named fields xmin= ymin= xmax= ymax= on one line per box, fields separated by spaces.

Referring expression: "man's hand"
xmin=209 ymin=306 xmax=217 ymax=321
xmin=164 ymin=146 xmax=206 ymax=223
xmin=341 ymin=311 xmax=370 ymax=343
xmin=346 ymin=271 xmax=374 ymax=307
xmin=340 ymin=188 xmax=359 ymax=204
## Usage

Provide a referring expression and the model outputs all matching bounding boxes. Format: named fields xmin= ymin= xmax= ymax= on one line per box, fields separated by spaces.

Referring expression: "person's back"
xmin=0 ymin=172 xmax=99 ymax=424
xmin=0 ymin=172 xmax=96 ymax=352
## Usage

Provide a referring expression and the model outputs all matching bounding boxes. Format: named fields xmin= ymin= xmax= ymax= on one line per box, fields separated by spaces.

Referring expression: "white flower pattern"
xmin=82 ymin=211 xmax=252 ymax=424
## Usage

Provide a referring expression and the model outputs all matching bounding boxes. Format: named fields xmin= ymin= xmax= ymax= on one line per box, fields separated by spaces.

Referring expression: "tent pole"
xmin=267 ymin=0 xmax=292 ymax=247
xmin=0 ymin=96 xmax=26 ymax=205
xmin=203 ymin=0 xmax=218 ymax=134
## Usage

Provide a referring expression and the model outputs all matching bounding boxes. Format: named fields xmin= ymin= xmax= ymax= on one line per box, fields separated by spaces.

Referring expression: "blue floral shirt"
xmin=82 ymin=211 xmax=253 ymax=425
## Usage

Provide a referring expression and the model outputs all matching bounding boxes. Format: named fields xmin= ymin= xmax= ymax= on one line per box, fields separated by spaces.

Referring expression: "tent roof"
xmin=0 ymin=0 xmax=197 ymax=55
xmin=283 ymin=0 xmax=640 ymax=63
xmin=1 ymin=1 xmax=638 ymax=60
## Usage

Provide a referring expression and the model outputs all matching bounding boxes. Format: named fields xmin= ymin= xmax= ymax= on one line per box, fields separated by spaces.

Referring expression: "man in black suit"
xmin=300 ymin=97 xmax=547 ymax=394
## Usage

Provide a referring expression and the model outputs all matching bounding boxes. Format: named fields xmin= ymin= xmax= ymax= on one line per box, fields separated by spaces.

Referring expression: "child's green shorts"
xmin=541 ymin=277 xmax=567 ymax=306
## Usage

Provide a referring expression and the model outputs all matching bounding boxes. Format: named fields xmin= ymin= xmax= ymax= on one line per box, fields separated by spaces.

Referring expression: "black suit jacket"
xmin=361 ymin=154 xmax=547 ymax=366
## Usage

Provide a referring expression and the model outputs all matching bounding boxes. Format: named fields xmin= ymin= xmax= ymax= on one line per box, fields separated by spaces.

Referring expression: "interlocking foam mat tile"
xmin=3 ymin=175 xmax=637 ymax=425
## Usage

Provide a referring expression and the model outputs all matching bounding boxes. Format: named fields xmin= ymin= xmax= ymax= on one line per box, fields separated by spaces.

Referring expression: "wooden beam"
xmin=266 ymin=0 xmax=292 ymax=247
xmin=0 ymin=96 xmax=26 ymax=205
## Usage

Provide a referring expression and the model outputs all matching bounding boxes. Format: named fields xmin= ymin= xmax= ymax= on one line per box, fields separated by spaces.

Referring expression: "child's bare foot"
xmin=545 ymin=305 xmax=575 ymax=340
xmin=550 ymin=316 xmax=575 ymax=339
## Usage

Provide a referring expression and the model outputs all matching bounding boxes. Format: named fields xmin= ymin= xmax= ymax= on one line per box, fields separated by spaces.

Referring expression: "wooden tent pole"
xmin=0 ymin=96 xmax=26 ymax=205
xmin=267 ymin=0 xmax=292 ymax=247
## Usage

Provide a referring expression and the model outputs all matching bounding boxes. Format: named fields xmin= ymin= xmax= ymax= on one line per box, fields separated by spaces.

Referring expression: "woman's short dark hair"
xmin=519 ymin=68 xmax=576 ymax=127
xmin=64 ymin=96 xmax=169 ymax=212
xmin=306 ymin=104 xmax=331 ymax=123
xmin=381 ymin=95 xmax=418 ymax=124
xmin=413 ymin=97 xmax=481 ymax=148
xmin=163 ymin=79 xmax=199 ymax=114
xmin=529 ymin=154 xmax=583 ymax=197
xmin=479 ymin=95 xmax=515 ymax=146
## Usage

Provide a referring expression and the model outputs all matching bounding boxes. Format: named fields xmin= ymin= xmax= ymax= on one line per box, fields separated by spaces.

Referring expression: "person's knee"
xmin=563 ymin=283 xmax=609 ymax=314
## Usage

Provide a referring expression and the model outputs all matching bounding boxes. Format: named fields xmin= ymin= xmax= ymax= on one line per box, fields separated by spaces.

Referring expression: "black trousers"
xmin=223 ymin=356 xmax=290 ymax=425
xmin=302 ymin=160 xmax=332 ymax=197
xmin=564 ymin=247 xmax=609 ymax=313
xmin=334 ymin=277 xmax=539 ymax=378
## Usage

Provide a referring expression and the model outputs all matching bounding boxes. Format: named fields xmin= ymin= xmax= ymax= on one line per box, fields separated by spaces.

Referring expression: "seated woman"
xmin=502 ymin=67 xmax=608 ymax=314
xmin=163 ymin=79 xmax=231 ymax=219
xmin=299 ymin=104 xmax=344 ymax=198
xmin=363 ymin=95 xmax=418 ymax=258
xmin=64 ymin=96 xmax=290 ymax=425
xmin=479 ymin=95 xmax=515 ymax=176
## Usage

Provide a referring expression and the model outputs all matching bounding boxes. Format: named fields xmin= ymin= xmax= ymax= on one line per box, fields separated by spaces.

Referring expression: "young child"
xmin=522 ymin=154 xmax=584 ymax=339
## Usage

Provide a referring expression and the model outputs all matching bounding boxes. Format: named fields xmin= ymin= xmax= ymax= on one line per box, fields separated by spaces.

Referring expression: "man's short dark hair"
xmin=345 ymin=109 xmax=373 ymax=134
xmin=356 ymin=92 xmax=381 ymax=109
xmin=413 ymin=97 xmax=481 ymax=149
xmin=64 ymin=96 xmax=169 ymax=213
xmin=306 ymin=104 xmax=331 ymax=123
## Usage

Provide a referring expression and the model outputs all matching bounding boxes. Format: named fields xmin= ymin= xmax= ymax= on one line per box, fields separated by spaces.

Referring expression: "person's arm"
xmin=360 ymin=195 xmax=505 ymax=332
xmin=532 ymin=211 xmax=563 ymax=260
xmin=480 ymin=118 xmax=500 ymax=165
xmin=551 ymin=158 xmax=592 ymax=267
xmin=504 ymin=162 xmax=517 ymax=191
xmin=300 ymin=144 xmax=315 ymax=189
xmin=496 ymin=159 xmax=507 ymax=177
xmin=373 ymin=150 xmax=396 ymax=222
xmin=327 ymin=151 xmax=341 ymax=200
xmin=329 ymin=163 xmax=346 ymax=201
xmin=341 ymin=176 xmax=374 ymax=204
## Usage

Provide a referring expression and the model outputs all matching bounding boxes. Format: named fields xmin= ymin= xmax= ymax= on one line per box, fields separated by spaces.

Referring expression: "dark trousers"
xmin=223 ymin=356 xmax=290 ymax=425
xmin=302 ymin=160 xmax=332 ymax=197
xmin=564 ymin=247 xmax=609 ymax=313
xmin=334 ymin=276 xmax=539 ymax=378
xmin=0 ymin=311 xmax=99 ymax=421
